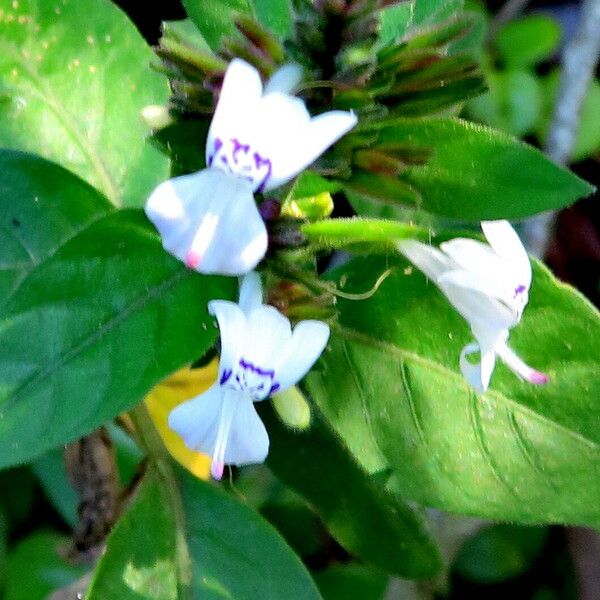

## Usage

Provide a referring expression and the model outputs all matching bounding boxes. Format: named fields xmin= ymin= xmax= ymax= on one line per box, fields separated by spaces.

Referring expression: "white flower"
xmin=145 ymin=59 xmax=357 ymax=276
xmin=398 ymin=220 xmax=548 ymax=393
xmin=168 ymin=272 xmax=330 ymax=479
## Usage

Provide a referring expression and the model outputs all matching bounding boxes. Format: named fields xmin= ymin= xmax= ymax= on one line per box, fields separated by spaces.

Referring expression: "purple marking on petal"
xmin=515 ymin=284 xmax=526 ymax=296
xmin=220 ymin=369 xmax=232 ymax=385
xmin=231 ymin=138 xmax=250 ymax=164
xmin=253 ymin=152 xmax=272 ymax=193
xmin=268 ymin=382 xmax=280 ymax=395
xmin=207 ymin=137 xmax=223 ymax=167
xmin=239 ymin=358 xmax=275 ymax=378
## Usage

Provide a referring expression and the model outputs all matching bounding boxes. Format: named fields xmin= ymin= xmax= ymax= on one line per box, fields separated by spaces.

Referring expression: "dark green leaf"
xmin=307 ymin=254 xmax=600 ymax=526
xmin=259 ymin=403 xmax=443 ymax=579
xmin=453 ymin=524 xmax=548 ymax=583
xmin=356 ymin=118 xmax=593 ymax=219
xmin=495 ymin=15 xmax=561 ymax=67
xmin=181 ymin=472 xmax=322 ymax=599
xmin=0 ymin=151 xmax=235 ymax=468
xmin=86 ymin=466 xmax=180 ymax=600
xmin=32 ymin=448 xmax=78 ymax=527
xmin=314 ymin=564 xmax=389 ymax=600
xmin=0 ymin=0 xmax=169 ymax=207
xmin=4 ymin=531 xmax=87 ymax=600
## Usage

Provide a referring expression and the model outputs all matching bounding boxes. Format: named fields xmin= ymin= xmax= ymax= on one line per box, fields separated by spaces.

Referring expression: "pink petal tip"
xmin=211 ymin=460 xmax=224 ymax=480
xmin=529 ymin=370 xmax=549 ymax=385
xmin=185 ymin=250 xmax=201 ymax=269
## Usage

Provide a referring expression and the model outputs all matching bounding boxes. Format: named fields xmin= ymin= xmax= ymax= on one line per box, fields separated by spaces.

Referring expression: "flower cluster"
xmin=145 ymin=58 xmax=357 ymax=275
xmin=145 ymin=59 xmax=547 ymax=478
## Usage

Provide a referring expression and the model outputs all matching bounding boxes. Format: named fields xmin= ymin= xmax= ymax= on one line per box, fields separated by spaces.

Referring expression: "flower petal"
xmin=167 ymin=383 xmax=223 ymax=455
xmin=206 ymin=58 xmax=263 ymax=164
xmin=207 ymin=300 xmax=246 ymax=378
xmin=274 ymin=320 xmax=330 ymax=392
xmin=495 ymin=340 xmax=548 ymax=385
xmin=242 ymin=305 xmax=292 ymax=367
xmin=437 ymin=275 xmax=515 ymax=332
xmin=481 ymin=220 xmax=531 ymax=286
xmin=223 ymin=393 xmax=269 ymax=466
xmin=264 ymin=63 xmax=303 ymax=95
xmin=264 ymin=108 xmax=357 ymax=191
xmin=397 ymin=239 xmax=453 ymax=282
xmin=146 ymin=168 xmax=268 ymax=275
xmin=238 ymin=271 xmax=263 ymax=316
xmin=438 ymin=270 xmax=520 ymax=323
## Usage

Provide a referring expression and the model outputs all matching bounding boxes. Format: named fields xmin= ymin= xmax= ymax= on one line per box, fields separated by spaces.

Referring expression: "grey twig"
xmin=522 ymin=0 xmax=600 ymax=258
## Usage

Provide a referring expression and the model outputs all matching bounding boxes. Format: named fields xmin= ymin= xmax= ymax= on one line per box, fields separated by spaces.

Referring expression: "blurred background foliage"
xmin=0 ymin=0 xmax=597 ymax=598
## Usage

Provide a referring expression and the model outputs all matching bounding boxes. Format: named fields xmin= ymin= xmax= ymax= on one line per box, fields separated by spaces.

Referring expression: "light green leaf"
xmin=86 ymin=466 xmax=180 ymax=600
xmin=353 ymin=118 xmax=593 ymax=219
xmin=307 ymin=254 xmax=600 ymax=527
xmin=259 ymin=402 xmax=443 ymax=578
xmin=0 ymin=0 xmax=169 ymax=207
xmin=4 ymin=531 xmax=88 ymax=600
xmin=181 ymin=471 xmax=322 ymax=599
xmin=495 ymin=15 xmax=561 ymax=67
xmin=0 ymin=151 xmax=235 ymax=468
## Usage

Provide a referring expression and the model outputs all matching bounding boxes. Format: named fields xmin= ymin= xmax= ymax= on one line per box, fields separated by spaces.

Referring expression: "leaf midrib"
xmin=333 ymin=322 xmax=600 ymax=453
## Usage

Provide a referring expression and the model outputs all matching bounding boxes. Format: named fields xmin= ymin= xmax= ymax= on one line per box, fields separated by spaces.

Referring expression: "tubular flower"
xmin=398 ymin=220 xmax=548 ymax=393
xmin=168 ymin=272 xmax=330 ymax=479
xmin=145 ymin=59 xmax=357 ymax=275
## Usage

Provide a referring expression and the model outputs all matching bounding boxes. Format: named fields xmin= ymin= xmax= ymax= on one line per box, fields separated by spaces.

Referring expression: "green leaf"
xmin=453 ymin=524 xmax=548 ymax=583
xmin=181 ymin=471 xmax=322 ymax=599
xmin=86 ymin=466 xmax=179 ymax=600
xmin=251 ymin=0 xmax=293 ymax=39
xmin=466 ymin=69 xmax=542 ymax=137
xmin=258 ymin=403 xmax=443 ymax=579
xmin=0 ymin=151 xmax=235 ymax=468
xmin=183 ymin=0 xmax=292 ymax=50
xmin=4 ymin=531 xmax=88 ymax=600
xmin=0 ymin=0 xmax=169 ymax=207
xmin=307 ymin=254 xmax=600 ymax=526
xmin=355 ymin=118 xmax=593 ymax=219
xmin=314 ymin=564 xmax=389 ymax=600
xmin=379 ymin=0 xmax=465 ymax=46
xmin=495 ymin=15 xmax=561 ymax=67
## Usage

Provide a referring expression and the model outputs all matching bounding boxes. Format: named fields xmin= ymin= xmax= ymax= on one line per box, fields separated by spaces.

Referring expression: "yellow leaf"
xmin=144 ymin=360 xmax=219 ymax=480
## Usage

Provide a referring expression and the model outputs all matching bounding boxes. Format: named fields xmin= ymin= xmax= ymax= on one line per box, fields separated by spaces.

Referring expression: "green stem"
xmin=129 ymin=403 xmax=192 ymax=600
